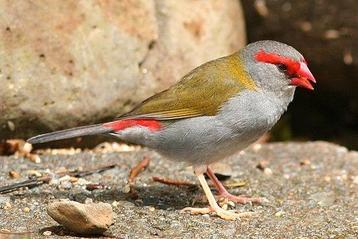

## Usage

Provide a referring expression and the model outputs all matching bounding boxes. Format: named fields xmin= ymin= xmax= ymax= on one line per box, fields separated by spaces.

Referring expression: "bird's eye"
xmin=277 ymin=64 xmax=287 ymax=72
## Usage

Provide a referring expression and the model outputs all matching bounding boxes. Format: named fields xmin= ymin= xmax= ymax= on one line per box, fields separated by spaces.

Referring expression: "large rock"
xmin=0 ymin=0 xmax=246 ymax=140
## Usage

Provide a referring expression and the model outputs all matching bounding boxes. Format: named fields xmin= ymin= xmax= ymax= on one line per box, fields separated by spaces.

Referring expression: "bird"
xmin=28 ymin=40 xmax=316 ymax=220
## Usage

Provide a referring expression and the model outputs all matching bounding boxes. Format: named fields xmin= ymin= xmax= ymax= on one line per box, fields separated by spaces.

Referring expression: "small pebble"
xmin=59 ymin=175 xmax=71 ymax=182
xmin=85 ymin=198 xmax=93 ymax=204
xmin=76 ymin=178 xmax=90 ymax=185
xmin=60 ymin=181 xmax=72 ymax=190
xmin=122 ymin=184 xmax=131 ymax=194
xmin=27 ymin=153 xmax=41 ymax=164
xmin=55 ymin=167 xmax=68 ymax=174
xmin=49 ymin=178 xmax=60 ymax=186
xmin=257 ymin=160 xmax=269 ymax=170
xmin=202 ymin=214 xmax=210 ymax=219
xmin=43 ymin=231 xmax=52 ymax=236
xmin=300 ymin=159 xmax=311 ymax=166
xmin=148 ymin=206 xmax=155 ymax=212
xmin=69 ymin=176 xmax=78 ymax=183
xmin=227 ymin=201 xmax=235 ymax=208
xmin=252 ymin=143 xmax=262 ymax=152
xmin=264 ymin=168 xmax=273 ymax=176
xmin=4 ymin=202 xmax=12 ymax=210
xmin=275 ymin=211 xmax=284 ymax=217
xmin=23 ymin=143 xmax=32 ymax=153
xmin=9 ymin=170 xmax=21 ymax=179
xmin=26 ymin=170 xmax=42 ymax=177
xmin=23 ymin=207 xmax=30 ymax=213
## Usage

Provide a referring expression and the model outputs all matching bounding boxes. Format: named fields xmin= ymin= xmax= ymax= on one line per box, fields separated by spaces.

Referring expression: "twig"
xmin=0 ymin=230 xmax=35 ymax=237
xmin=68 ymin=164 xmax=116 ymax=178
xmin=0 ymin=164 xmax=116 ymax=194
xmin=125 ymin=156 xmax=150 ymax=199
xmin=152 ymin=176 xmax=195 ymax=187
xmin=0 ymin=176 xmax=51 ymax=194
xmin=128 ymin=156 xmax=150 ymax=183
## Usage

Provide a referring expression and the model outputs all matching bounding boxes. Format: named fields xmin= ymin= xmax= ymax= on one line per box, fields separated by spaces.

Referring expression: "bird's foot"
xmin=218 ymin=192 xmax=267 ymax=205
xmin=181 ymin=206 xmax=241 ymax=220
xmin=206 ymin=167 xmax=267 ymax=205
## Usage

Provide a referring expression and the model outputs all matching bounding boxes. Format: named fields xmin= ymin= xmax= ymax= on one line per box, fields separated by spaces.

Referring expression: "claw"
xmin=181 ymin=207 xmax=213 ymax=215
xmin=181 ymin=206 xmax=240 ymax=220
xmin=218 ymin=193 xmax=267 ymax=205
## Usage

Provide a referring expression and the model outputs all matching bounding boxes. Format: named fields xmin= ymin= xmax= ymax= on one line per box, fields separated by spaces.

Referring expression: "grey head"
xmin=239 ymin=40 xmax=315 ymax=101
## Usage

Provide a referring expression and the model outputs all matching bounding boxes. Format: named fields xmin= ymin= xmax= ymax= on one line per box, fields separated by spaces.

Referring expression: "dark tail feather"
xmin=27 ymin=124 xmax=113 ymax=144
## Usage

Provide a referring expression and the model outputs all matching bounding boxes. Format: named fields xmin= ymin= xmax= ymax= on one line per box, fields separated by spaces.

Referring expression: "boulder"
xmin=0 ymin=0 xmax=246 ymax=140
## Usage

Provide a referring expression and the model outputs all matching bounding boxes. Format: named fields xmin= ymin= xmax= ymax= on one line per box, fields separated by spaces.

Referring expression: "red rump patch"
xmin=255 ymin=50 xmax=300 ymax=75
xmin=103 ymin=119 xmax=162 ymax=132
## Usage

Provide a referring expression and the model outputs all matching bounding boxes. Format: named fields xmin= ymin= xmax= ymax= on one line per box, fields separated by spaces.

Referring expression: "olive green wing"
xmin=120 ymin=54 xmax=256 ymax=120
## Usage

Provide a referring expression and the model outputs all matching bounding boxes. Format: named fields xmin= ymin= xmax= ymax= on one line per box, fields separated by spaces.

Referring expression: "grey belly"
xmin=146 ymin=116 xmax=268 ymax=165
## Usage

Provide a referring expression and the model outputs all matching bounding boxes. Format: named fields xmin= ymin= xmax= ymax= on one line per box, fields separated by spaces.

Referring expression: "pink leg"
xmin=206 ymin=167 xmax=263 ymax=204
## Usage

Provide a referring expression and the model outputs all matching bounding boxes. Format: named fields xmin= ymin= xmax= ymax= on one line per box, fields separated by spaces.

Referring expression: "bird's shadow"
xmin=100 ymin=184 xmax=202 ymax=209
xmin=13 ymin=183 xmax=202 ymax=210
xmin=39 ymin=226 xmax=116 ymax=238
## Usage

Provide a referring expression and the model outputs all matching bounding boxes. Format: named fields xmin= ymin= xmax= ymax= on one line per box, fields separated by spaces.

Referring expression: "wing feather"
xmin=120 ymin=53 xmax=256 ymax=121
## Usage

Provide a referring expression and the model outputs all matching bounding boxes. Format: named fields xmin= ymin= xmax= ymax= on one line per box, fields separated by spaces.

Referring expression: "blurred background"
xmin=0 ymin=0 xmax=357 ymax=150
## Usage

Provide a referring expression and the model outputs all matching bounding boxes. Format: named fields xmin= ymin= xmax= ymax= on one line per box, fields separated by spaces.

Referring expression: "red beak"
xmin=290 ymin=62 xmax=316 ymax=90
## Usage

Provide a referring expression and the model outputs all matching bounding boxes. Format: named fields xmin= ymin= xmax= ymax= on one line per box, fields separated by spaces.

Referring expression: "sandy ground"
xmin=0 ymin=142 xmax=357 ymax=238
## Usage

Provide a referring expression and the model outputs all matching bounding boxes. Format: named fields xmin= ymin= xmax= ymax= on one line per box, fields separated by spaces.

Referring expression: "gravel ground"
xmin=0 ymin=142 xmax=357 ymax=238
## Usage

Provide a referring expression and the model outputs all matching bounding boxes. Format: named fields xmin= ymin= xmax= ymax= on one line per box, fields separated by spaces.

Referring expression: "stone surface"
xmin=47 ymin=200 xmax=113 ymax=235
xmin=0 ymin=142 xmax=357 ymax=238
xmin=0 ymin=0 xmax=246 ymax=140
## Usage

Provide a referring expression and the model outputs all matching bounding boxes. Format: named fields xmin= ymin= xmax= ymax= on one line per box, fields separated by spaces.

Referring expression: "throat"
xmin=219 ymin=89 xmax=294 ymax=131
xmin=274 ymin=86 xmax=296 ymax=113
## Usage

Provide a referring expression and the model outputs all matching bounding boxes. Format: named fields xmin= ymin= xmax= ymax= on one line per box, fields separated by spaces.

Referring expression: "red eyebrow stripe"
xmin=103 ymin=119 xmax=162 ymax=132
xmin=255 ymin=50 xmax=300 ymax=75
